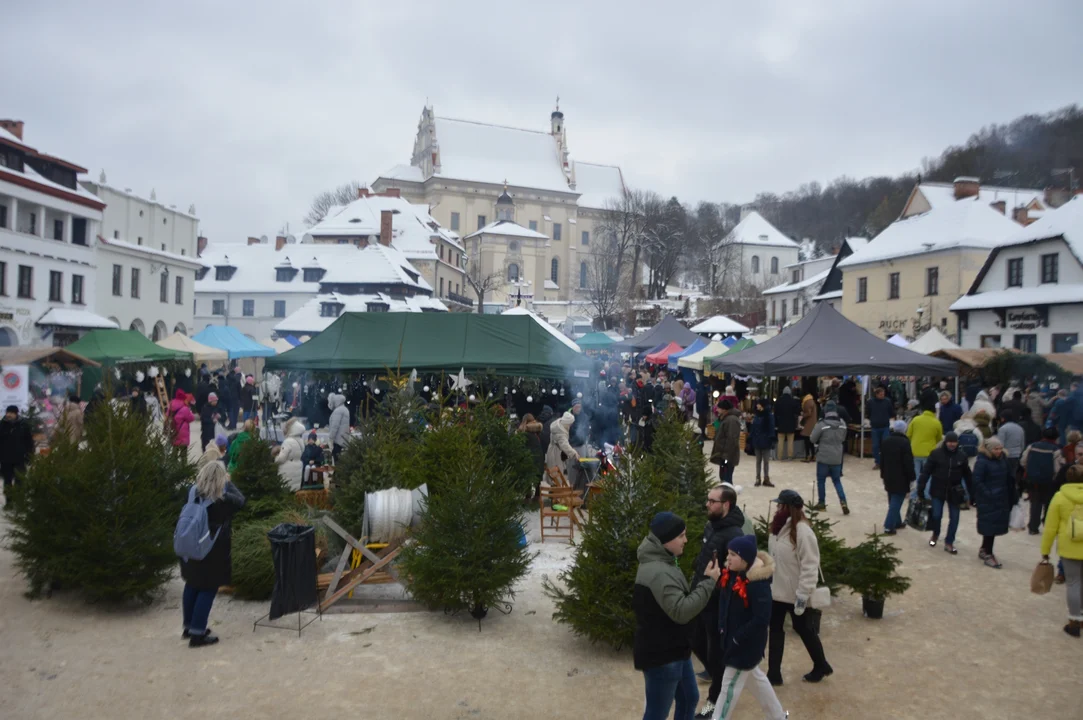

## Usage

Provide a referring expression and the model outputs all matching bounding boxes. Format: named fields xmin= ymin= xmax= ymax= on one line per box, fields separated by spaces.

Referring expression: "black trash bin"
xmin=267 ymin=523 xmax=318 ymax=620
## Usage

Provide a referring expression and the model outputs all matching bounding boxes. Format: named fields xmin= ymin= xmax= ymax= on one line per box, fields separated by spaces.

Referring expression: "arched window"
xmin=551 ymin=257 xmax=559 ymax=284
xmin=579 ymin=261 xmax=587 ymax=288
xmin=771 ymin=256 xmax=779 ymax=274
xmin=508 ymin=263 xmax=520 ymax=281
xmin=751 ymin=256 xmax=760 ymax=274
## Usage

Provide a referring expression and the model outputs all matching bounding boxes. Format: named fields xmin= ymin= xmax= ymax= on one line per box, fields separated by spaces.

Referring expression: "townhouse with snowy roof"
xmin=371 ymin=103 xmax=626 ymax=318
xmin=0 ymin=119 xmax=117 ymax=347
xmin=838 ymin=178 xmax=1025 ymax=342
xmin=762 ymin=253 xmax=836 ymax=326
xmin=303 ymin=188 xmax=470 ymax=309
xmin=718 ymin=209 xmax=800 ymax=291
xmin=81 ymin=174 xmax=205 ymax=339
xmin=951 ymin=194 xmax=1083 ymax=353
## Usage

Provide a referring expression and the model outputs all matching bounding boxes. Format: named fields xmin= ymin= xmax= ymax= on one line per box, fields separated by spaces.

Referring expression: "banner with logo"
xmin=0 ymin=365 xmax=30 ymax=411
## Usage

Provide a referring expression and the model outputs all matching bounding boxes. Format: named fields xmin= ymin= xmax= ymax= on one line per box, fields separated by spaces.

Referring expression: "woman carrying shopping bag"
xmin=1040 ymin=464 xmax=1083 ymax=637
xmin=766 ymin=489 xmax=833 ymax=686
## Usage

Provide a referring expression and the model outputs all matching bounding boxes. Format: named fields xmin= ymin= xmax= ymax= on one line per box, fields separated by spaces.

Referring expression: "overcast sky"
xmin=6 ymin=1 xmax=1082 ymax=243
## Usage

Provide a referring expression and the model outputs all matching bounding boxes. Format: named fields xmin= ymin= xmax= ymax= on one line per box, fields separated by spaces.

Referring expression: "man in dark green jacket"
xmin=634 ymin=512 xmax=721 ymax=720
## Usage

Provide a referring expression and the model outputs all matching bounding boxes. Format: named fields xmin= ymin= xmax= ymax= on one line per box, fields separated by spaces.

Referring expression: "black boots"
xmin=803 ymin=664 xmax=834 ymax=683
xmin=188 ymin=631 xmax=220 ymax=648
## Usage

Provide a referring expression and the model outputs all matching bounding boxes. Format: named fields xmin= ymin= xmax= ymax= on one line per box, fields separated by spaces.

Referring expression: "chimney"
xmin=275 ymin=235 xmax=287 ymax=251
xmin=247 ymin=236 xmax=261 ymax=245
xmin=990 ymin=200 xmax=1006 ymax=215
xmin=0 ymin=119 xmax=24 ymax=140
xmin=197 ymin=236 xmax=208 ymax=257
xmin=357 ymin=187 xmax=370 ymax=198
xmin=953 ymin=176 xmax=980 ymax=200
xmin=379 ymin=210 xmax=393 ymax=246
xmin=380 ymin=188 xmax=401 ymax=198
xmin=1012 ymin=206 xmax=1030 ymax=226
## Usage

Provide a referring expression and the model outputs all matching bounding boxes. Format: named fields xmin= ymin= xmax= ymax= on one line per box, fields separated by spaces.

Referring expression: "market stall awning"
xmin=36 ymin=308 xmax=119 ymax=330
xmin=0 ymin=347 xmax=100 ymax=368
xmin=928 ymin=348 xmax=1016 ymax=371
xmin=887 ymin=334 xmax=909 ymax=347
xmin=265 ymin=313 xmax=593 ymax=379
xmin=613 ymin=316 xmax=700 ymax=352
xmin=709 ymin=303 xmax=956 ymax=376
xmin=645 ymin=342 xmax=684 ymax=365
xmin=577 ymin=331 xmax=616 ymax=350
xmin=500 ymin=307 xmax=581 ymax=352
xmin=66 ymin=329 xmax=193 ymax=366
xmin=1043 ymin=353 xmax=1083 ymax=376
xmin=690 ymin=315 xmax=751 ymax=336
xmin=156 ymin=332 xmax=229 ymax=364
xmin=284 ymin=335 xmax=303 ymax=347
xmin=677 ymin=340 xmax=727 ymax=371
xmin=668 ymin=338 xmax=708 ymax=371
xmin=907 ymin=327 xmax=960 ymax=355
xmin=193 ymin=326 xmax=276 ymax=359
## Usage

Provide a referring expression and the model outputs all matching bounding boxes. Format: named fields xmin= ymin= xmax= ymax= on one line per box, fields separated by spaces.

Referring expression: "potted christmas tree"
xmin=844 ymin=529 xmax=911 ymax=619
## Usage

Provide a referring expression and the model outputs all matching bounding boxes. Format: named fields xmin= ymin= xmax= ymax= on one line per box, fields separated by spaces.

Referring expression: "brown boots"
xmin=1065 ymin=620 xmax=1081 ymax=638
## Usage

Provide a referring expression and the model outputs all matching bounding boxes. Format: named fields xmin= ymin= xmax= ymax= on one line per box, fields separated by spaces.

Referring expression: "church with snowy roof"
xmin=372 ymin=103 xmax=626 ymax=314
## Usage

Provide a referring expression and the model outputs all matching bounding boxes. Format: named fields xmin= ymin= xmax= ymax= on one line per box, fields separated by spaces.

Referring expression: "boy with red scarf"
xmin=710 ymin=535 xmax=788 ymax=720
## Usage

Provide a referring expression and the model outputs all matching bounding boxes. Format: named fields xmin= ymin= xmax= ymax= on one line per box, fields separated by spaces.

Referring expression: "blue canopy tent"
xmin=284 ymin=335 xmax=302 ymax=347
xmin=193 ymin=326 xmax=276 ymax=359
xmin=721 ymin=336 xmax=738 ymax=347
xmin=667 ymin=338 xmax=708 ymax=372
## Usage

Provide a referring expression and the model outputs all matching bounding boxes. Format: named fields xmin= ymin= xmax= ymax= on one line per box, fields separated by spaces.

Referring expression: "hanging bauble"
xmin=488 ymin=392 xmax=493 ymax=398
xmin=373 ymin=388 xmax=381 ymax=395
xmin=551 ymin=388 xmax=558 ymax=396
xmin=423 ymin=385 xmax=430 ymax=393
xmin=162 ymin=367 xmax=169 ymax=377
xmin=469 ymin=394 xmax=476 ymax=402
xmin=293 ymin=382 xmax=300 ymax=388
xmin=148 ymin=366 xmax=159 ymax=378
xmin=135 ymin=370 xmax=145 ymax=383
xmin=526 ymin=395 xmax=533 ymax=402
xmin=512 ymin=389 xmax=517 ymax=394
xmin=577 ymin=392 xmax=583 ymax=398
xmin=184 ymin=368 xmax=191 ymax=377
xmin=560 ymin=387 xmax=566 ymax=397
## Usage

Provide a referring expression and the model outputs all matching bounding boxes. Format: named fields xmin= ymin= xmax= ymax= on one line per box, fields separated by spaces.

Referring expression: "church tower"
xmin=551 ymin=98 xmax=573 ymax=188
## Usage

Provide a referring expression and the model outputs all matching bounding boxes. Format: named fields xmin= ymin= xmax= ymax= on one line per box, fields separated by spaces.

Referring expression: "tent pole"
xmin=954 ymin=375 xmax=959 ymax=404
xmin=860 ymin=376 xmax=866 ymax=459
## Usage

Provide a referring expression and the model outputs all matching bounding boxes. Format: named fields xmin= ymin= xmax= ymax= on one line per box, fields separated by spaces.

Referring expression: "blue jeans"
xmin=912 ymin=458 xmax=928 ymax=499
xmin=870 ymin=427 xmax=891 ymax=465
xmin=816 ymin=463 xmax=847 ymax=506
xmin=929 ymin=497 xmax=960 ymax=544
xmin=884 ymin=492 xmax=906 ymax=531
xmin=182 ymin=584 xmax=218 ymax=635
xmin=642 ymin=658 xmax=699 ymax=720
xmin=720 ymin=464 xmax=735 ymax=486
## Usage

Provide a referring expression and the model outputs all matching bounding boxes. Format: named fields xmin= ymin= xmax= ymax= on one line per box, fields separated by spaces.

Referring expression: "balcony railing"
xmin=445 ymin=291 xmax=474 ymax=307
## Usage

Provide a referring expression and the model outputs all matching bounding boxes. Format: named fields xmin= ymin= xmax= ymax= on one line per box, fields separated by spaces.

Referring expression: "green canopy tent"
xmin=265 ymin=313 xmax=593 ymax=380
xmin=704 ymin=337 xmax=756 ymax=375
xmin=66 ymin=329 xmax=193 ymax=398
xmin=576 ymin=331 xmax=616 ymax=351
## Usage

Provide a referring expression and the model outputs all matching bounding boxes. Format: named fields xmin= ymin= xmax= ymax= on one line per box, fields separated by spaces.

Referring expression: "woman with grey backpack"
xmin=766 ymin=489 xmax=833 ymax=687
xmin=178 ymin=461 xmax=245 ymax=647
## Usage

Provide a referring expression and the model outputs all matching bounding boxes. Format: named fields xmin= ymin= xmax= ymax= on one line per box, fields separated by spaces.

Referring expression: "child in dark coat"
xmin=711 ymin=535 xmax=787 ymax=720
xmin=300 ymin=431 xmax=325 ymax=487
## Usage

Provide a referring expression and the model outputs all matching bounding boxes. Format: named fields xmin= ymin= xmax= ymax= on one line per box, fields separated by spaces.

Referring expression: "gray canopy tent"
xmin=709 ymin=302 xmax=957 ymax=458
xmin=614 ymin=316 xmax=701 ymax=353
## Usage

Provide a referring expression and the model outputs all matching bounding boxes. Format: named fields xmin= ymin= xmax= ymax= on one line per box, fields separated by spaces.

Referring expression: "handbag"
xmin=905 ymin=496 xmax=929 ymax=531
xmin=1031 ymin=560 xmax=1054 ymax=595
xmin=948 ymin=484 xmax=967 ymax=505
xmin=810 ymin=565 xmax=832 ymax=609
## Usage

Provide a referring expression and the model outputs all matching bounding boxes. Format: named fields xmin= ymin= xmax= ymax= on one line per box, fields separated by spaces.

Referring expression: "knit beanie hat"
xmin=782 ymin=386 xmax=792 ymax=395
xmin=727 ymin=534 xmax=758 ymax=567
xmin=650 ymin=511 xmax=686 ymax=545
xmin=824 ymin=401 xmax=838 ymax=413
xmin=944 ymin=431 xmax=959 ymax=443
xmin=208 ymin=392 xmax=218 ymax=403
xmin=214 ymin=434 xmax=228 ymax=449
xmin=892 ymin=419 xmax=908 ymax=433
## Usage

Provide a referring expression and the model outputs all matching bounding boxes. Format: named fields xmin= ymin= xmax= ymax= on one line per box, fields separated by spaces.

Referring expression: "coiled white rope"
xmin=364 ymin=488 xmax=416 ymax=544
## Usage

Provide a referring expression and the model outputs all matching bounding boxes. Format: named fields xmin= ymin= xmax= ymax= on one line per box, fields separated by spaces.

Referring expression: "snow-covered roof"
xmin=500 ymin=307 xmax=581 ymax=352
xmin=0 ymin=163 xmax=105 ymax=210
xmin=813 ymin=289 xmax=843 ymax=301
xmin=845 ymin=237 xmax=870 ymax=251
xmin=36 ymin=308 xmax=119 ymax=330
xmin=1000 ymin=194 xmax=1083 ymax=260
xmin=690 ymin=315 xmax=751 ymax=334
xmin=378 ymin=164 xmax=425 ymax=183
xmin=950 ymin=285 xmax=1083 ymax=311
xmin=320 ymin=243 xmax=433 ymax=292
xmin=0 ymin=126 xmax=28 ymax=148
xmin=913 ymin=182 xmax=1045 ymax=214
xmin=274 ymin=293 xmax=447 ymax=335
xmin=97 ymin=236 xmax=205 ymax=268
xmin=838 ymin=199 xmax=1020 ymax=269
xmin=543 ymin=279 xmax=560 ymax=290
xmin=721 ymin=211 xmax=799 ymax=248
xmin=82 ymin=180 xmax=198 ymax=219
xmin=305 ymin=194 xmax=462 ymax=259
xmin=428 ymin=117 xmax=572 ymax=193
xmin=574 ymin=162 xmax=625 ymax=210
xmin=464 ymin=220 xmax=549 ymax=241
xmin=762 ymin=267 xmax=831 ymax=296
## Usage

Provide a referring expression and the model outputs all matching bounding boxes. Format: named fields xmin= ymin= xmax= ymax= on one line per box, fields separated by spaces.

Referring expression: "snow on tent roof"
xmin=614 ymin=316 xmax=700 ymax=351
xmin=690 ymin=315 xmax=751 ymax=334
xmin=193 ymin=326 xmax=276 ymax=359
xmin=574 ymin=162 xmax=625 ymax=210
xmin=36 ymin=308 xmax=119 ymax=330
xmin=907 ymin=327 xmax=960 ymax=355
xmin=722 ymin=211 xmax=799 ymax=249
xmin=668 ymin=338 xmax=708 ymax=371
xmin=645 ymin=342 xmax=684 ymax=365
xmin=431 ymin=117 xmax=573 ymax=193
xmin=264 ymin=313 xmax=593 ymax=379
xmin=839 ymin=199 xmax=1020 ymax=269
xmin=500 ymin=307 xmax=581 ymax=352
xmin=708 ymin=302 xmax=956 ymax=376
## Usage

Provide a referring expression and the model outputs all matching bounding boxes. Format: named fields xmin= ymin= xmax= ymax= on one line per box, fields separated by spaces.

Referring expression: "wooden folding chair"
xmin=539 ymin=482 xmax=578 ymax=542
xmin=544 ymin=465 xmax=587 ymax=531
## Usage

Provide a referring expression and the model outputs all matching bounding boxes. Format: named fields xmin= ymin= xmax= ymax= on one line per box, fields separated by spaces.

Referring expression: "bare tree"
xmin=584 ymin=232 xmax=627 ymax=329
xmin=463 ymin=253 xmax=503 ymax=314
xmin=596 ymin=188 xmax=648 ymax=298
xmin=303 ymin=181 xmax=362 ymax=227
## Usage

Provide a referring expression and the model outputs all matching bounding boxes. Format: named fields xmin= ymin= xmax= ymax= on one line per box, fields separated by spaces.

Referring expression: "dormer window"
xmin=366 ymin=301 xmax=390 ymax=313
xmin=303 ymin=268 xmax=326 ymax=283
xmin=196 ymin=267 xmax=210 ymax=281
xmin=215 ymin=265 xmax=236 ymax=281
xmin=276 ymin=267 xmax=298 ymax=282
xmin=320 ymin=302 xmax=344 ymax=318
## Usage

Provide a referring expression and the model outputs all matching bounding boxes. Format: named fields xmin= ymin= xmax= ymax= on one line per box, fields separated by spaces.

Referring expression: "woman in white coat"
xmin=543 ymin=412 xmax=576 ymax=484
xmin=274 ymin=418 xmax=306 ymax=490
xmin=766 ymin=489 xmax=833 ymax=686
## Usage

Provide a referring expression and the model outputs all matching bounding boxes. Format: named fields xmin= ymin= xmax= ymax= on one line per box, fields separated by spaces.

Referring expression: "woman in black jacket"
xmin=879 ymin=420 xmax=915 ymax=534
xmin=180 ymin=461 xmax=245 ymax=647
xmin=917 ymin=432 xmax=972 ymax=554
xmin=199 ymin=393 xmax=222 ymax=453
xmin=773 ymin=387 xmax=800 ymax=461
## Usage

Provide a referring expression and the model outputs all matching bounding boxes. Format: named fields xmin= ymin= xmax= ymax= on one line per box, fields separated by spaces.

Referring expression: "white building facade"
xmin=0 ymin=120 xmax=115 ymax=347
xmin=81 ymin=177 xmax=204 ymax=339
xmin=718 ymin=210 xmax=800 ymax=292
xmin=951 ymin=195 xmax=1083 ymax=353
xmin=762 ymin=254 xmax=835 ymax=326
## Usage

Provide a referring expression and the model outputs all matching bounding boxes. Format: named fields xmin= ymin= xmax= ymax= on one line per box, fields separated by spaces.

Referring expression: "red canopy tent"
xmin=644 ymin=342 xmax=684 ymax=365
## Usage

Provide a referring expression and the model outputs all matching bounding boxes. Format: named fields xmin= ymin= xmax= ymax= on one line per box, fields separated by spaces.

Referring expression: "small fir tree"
xmin=844 ymin=529 xmax=911 ymax=601
xmin=6 ymin=399 xmax=191 ymax=602
xmin=471 ymin=402 xmax=537 ymax=498
xmin=230 ymin=506 xmax=329 ymax=600
xmin=399 ymin=423 xmax=533 ymax=623
xmin=230 ymin=437 xmax=291 ymax=521
xmin=543 ymin=452 xmax=667 ymax=648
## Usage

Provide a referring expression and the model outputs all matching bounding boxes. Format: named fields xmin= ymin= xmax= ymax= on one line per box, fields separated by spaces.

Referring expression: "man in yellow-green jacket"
xmin=1040 ymin=464 xmax=1083 ymax=638
xmin=906 ymin=409 xmax=943 ymax=499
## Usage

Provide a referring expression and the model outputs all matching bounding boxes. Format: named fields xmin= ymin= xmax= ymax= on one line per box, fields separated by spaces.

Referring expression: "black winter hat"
xmin=650 ymin=511 xmax=686 ymax=544
xmin=773 ymin=489 xmax=804 ymax=507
